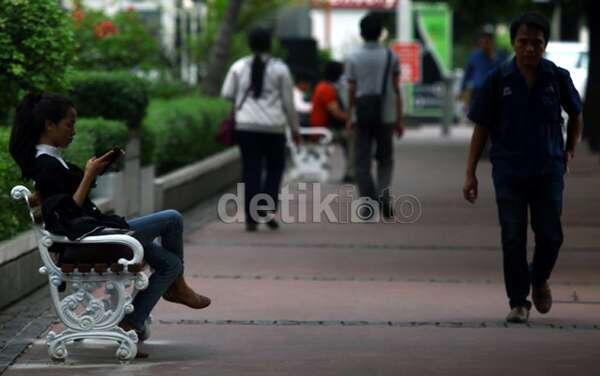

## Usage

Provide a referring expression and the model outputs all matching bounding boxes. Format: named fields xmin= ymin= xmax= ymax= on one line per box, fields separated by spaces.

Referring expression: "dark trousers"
xmin=354 ymin=123 xmax=394 ymax=202
xmin=493 ymin=171 xmax=564 ymax=309
xmin=237 ymin=130 xmax=286 ymax=224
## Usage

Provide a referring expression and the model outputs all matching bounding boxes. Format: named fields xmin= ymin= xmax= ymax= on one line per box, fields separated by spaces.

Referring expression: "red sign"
xmin=391 ymin=42 xmax=422 ymax=84
xmin=311 ymin=0 xmax=398 ymax=9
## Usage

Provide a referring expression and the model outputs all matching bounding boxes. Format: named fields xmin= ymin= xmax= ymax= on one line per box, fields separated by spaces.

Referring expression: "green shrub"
xmin=146 ymin=79 xmax=195 ymax=99
xmin=0 ymin=128 xmax=33 ymax=241
xmin=63 ymin=118 xmax=129 ymax=169
xmin=68 ymin=71 xmax=149 ymax=128
xmin=0 ymin=0 xmax=75 ymax=119
xmin=143 ymin=96 xmax=231 ymax=175
xmin=71 ymin=7 xmax=159 ymax=71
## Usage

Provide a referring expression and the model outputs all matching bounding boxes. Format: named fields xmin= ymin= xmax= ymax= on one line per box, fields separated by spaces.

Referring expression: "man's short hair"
xmin=360 ymin=13 xmax=383 ymax=41
xmin=480 ymin=24 xmax=495 ymax=38
xmin=293 ymin=68 xmax=314 ymax=84
xmin=510 ymin=12 xmax=550 ymax=46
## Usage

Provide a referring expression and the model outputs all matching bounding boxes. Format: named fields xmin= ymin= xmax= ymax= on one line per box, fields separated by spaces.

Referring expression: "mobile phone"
xmin=100 ymin=147 xmax=125 ymax=175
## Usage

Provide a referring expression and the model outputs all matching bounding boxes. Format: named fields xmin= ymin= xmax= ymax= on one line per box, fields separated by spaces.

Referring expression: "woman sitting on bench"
xmin=9 ymin=93 xmax=211 ymax=358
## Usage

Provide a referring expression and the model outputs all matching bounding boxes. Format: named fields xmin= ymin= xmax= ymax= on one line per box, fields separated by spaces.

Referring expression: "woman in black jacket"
xmin=9 ymin=93 xmax=210 ymax=357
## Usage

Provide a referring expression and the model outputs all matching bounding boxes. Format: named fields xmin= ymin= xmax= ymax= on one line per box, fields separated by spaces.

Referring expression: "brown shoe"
xmin=163 ymin=274 xmax=211 ymax=309
xmin=532 ymin=281 xmax=552 ymax=314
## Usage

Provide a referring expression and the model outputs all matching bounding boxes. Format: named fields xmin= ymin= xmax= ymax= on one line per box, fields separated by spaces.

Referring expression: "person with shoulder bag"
xmin=221 ymin=27 xmax=301 ymax=232
xmin=345 ymin=13 xmax=404 ymax=219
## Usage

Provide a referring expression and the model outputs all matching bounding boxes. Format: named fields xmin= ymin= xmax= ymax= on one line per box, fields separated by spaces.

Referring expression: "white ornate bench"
xmin=11 ymin=185 xmax=149 ymax=361
xmin=286 ymin=127 xmax=334 ymax=183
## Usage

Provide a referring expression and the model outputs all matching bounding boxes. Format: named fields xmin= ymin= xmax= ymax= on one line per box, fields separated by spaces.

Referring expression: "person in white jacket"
xmin=221 ymin=27 xmax=300 ymax=232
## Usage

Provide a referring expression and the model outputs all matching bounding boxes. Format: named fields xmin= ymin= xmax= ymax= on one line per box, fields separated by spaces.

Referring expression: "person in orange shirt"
xmin=310 ymin=61 xmax=354 ymax=182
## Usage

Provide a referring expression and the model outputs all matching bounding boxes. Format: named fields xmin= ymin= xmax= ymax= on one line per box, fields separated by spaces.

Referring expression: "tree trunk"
xmin=583 ymin=0 xmax=599 ymax=151
xmin=202 ymin=0 xmax=244 ymax=96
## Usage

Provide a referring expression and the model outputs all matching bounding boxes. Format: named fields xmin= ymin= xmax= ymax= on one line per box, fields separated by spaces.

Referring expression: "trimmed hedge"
xmin=143 ymin=96 xmax=231 ymax=175
xmin=68 ymin=71 xmax=149 ymax=128
xmin=146 ymin=79 xmax=195 ymax=99
xmin=0 ymin=128 xmax=33 ymax=241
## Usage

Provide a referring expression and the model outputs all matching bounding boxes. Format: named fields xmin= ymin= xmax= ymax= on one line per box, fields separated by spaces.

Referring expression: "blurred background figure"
xmin=293 ymin=69 xmax=313 ymax=128
xmin=310 ymin=61 xmax=354 ymax=183
xmin=459 ymin=24 xmax=507 ymax=111
xmin=221 ymin=27 xmax=300 ymax=232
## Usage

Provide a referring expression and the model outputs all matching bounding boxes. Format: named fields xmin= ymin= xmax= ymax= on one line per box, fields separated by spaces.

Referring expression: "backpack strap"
xmin=381 ymin=49 xmax=392 ymax=96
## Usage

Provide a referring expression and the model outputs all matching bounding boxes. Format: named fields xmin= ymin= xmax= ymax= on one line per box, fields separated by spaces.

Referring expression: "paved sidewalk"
xmin=2 ymin=125 xmax=600 ymax=375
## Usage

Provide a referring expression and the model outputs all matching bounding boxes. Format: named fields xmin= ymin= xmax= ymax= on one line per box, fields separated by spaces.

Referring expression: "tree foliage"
xmin=197 ymin=0 xmax=292 ymax=95
xmin=70 ymin=4 xmax=160 ymax=71
xmin=0 ymin=0 xmax=75 ymax=118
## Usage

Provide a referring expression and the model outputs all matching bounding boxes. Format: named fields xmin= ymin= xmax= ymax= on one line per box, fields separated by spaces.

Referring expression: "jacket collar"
xmin=36 ymin=144 xmax=69 ymax=169
xmin=501 ymin=57 xmax=556 ymax=78
xmin=364 ymin=41 xmax=382 ymax=49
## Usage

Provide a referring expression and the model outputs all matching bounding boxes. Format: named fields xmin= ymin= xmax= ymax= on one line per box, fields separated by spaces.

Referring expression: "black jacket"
xmin=34 ymin=155 xmax=129 ymax=240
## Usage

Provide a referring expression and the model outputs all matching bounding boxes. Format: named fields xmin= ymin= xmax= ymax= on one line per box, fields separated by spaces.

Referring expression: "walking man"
xmin=459 ymin=24 xmax=506 ymax=111
xmin=346 ymin=13 xmax=404 ymax=219
xmin=463 ymin=13 xmax=583 ymax=323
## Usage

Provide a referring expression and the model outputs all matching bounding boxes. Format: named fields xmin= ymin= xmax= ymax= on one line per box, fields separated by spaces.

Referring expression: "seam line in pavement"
xmin=188 ymin=273 xmax=600 ymax=288
xmin=187 ymin=241 xmax=597 ymax=253
xmin=157 ymin=319 xmax=600 ymax=331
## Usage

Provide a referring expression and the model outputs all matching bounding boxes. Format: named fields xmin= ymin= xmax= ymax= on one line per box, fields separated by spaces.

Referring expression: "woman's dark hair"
xmin=360 ymin=13 xmax=383 ymax=42
xmin=9 ymin=92 xmax=74 ymax=179
xmin=323 ymin=61 xmax=344 ymax=83
xmin=510 ymin=12 xmax=550 ymax=46
xmin=247 ymin=27 xmax=272 ymax=98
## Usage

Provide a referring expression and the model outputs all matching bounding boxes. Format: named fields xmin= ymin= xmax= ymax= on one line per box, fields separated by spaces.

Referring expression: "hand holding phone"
xmin=99 ymin=147 xmax=125 ymax=175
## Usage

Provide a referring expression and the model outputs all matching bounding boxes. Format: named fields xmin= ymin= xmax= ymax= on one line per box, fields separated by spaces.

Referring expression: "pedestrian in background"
xmin=345 ymin=13 xmax=404 ymax=219
xmin=310 ymin=61 xmax=354 ymax=182
xmin=293 ymin=69 xmax=313 ymax=128
xmin=221 ymin=27 xmax=300 ymax=232
xmin=463 ymin=12 xmax=583 ymax=323
xmin=459 ymin=24 xmax=506 ymax=111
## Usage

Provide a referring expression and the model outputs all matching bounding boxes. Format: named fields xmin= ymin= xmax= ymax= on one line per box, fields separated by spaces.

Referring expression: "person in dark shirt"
xmin=459 ymin=24 xmax=506 ymax=110
xmin=9 ymin=93 xmax=211 ymax=357
xmin=463 ymin=13 xmax=584 ymax=324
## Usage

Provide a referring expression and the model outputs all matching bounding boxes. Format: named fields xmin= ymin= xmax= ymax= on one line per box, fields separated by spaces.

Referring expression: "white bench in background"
xmin=286 ymin=127 xmax=334 ymax=183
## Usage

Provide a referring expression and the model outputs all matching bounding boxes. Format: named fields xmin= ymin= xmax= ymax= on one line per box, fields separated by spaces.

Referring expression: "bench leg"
xmin=45 ymin=272 xmax=148 ymax=361
xmin=47 ymin=328 xmax=139 ymax=361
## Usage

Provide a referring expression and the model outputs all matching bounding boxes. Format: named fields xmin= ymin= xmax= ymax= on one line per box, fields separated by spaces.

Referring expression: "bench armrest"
xmin=44 ymin=231 xmax=144 ymax=268
xmin=297 ymin=127 xmax=334 ymax=144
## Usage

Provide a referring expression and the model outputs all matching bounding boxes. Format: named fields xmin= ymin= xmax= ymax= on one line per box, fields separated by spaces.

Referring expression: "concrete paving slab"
xmin=178 ymin=243 xmax=600 ymax=284
xmin=6 ymin=324 xmax=600 ymax=376
xmin=152 ymin=278 xmax=600 ymax=325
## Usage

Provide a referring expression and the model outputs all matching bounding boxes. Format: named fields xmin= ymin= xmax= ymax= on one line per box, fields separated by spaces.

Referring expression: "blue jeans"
xmin=123 ymin=210 xmax=184 ymax=330
xmin=493 ymin=171 xmax=564 ymax=309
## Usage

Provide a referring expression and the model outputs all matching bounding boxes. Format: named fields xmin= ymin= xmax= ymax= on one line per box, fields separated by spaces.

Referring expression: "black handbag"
xmin=355 ymin=49 xmax=392 ymax=127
